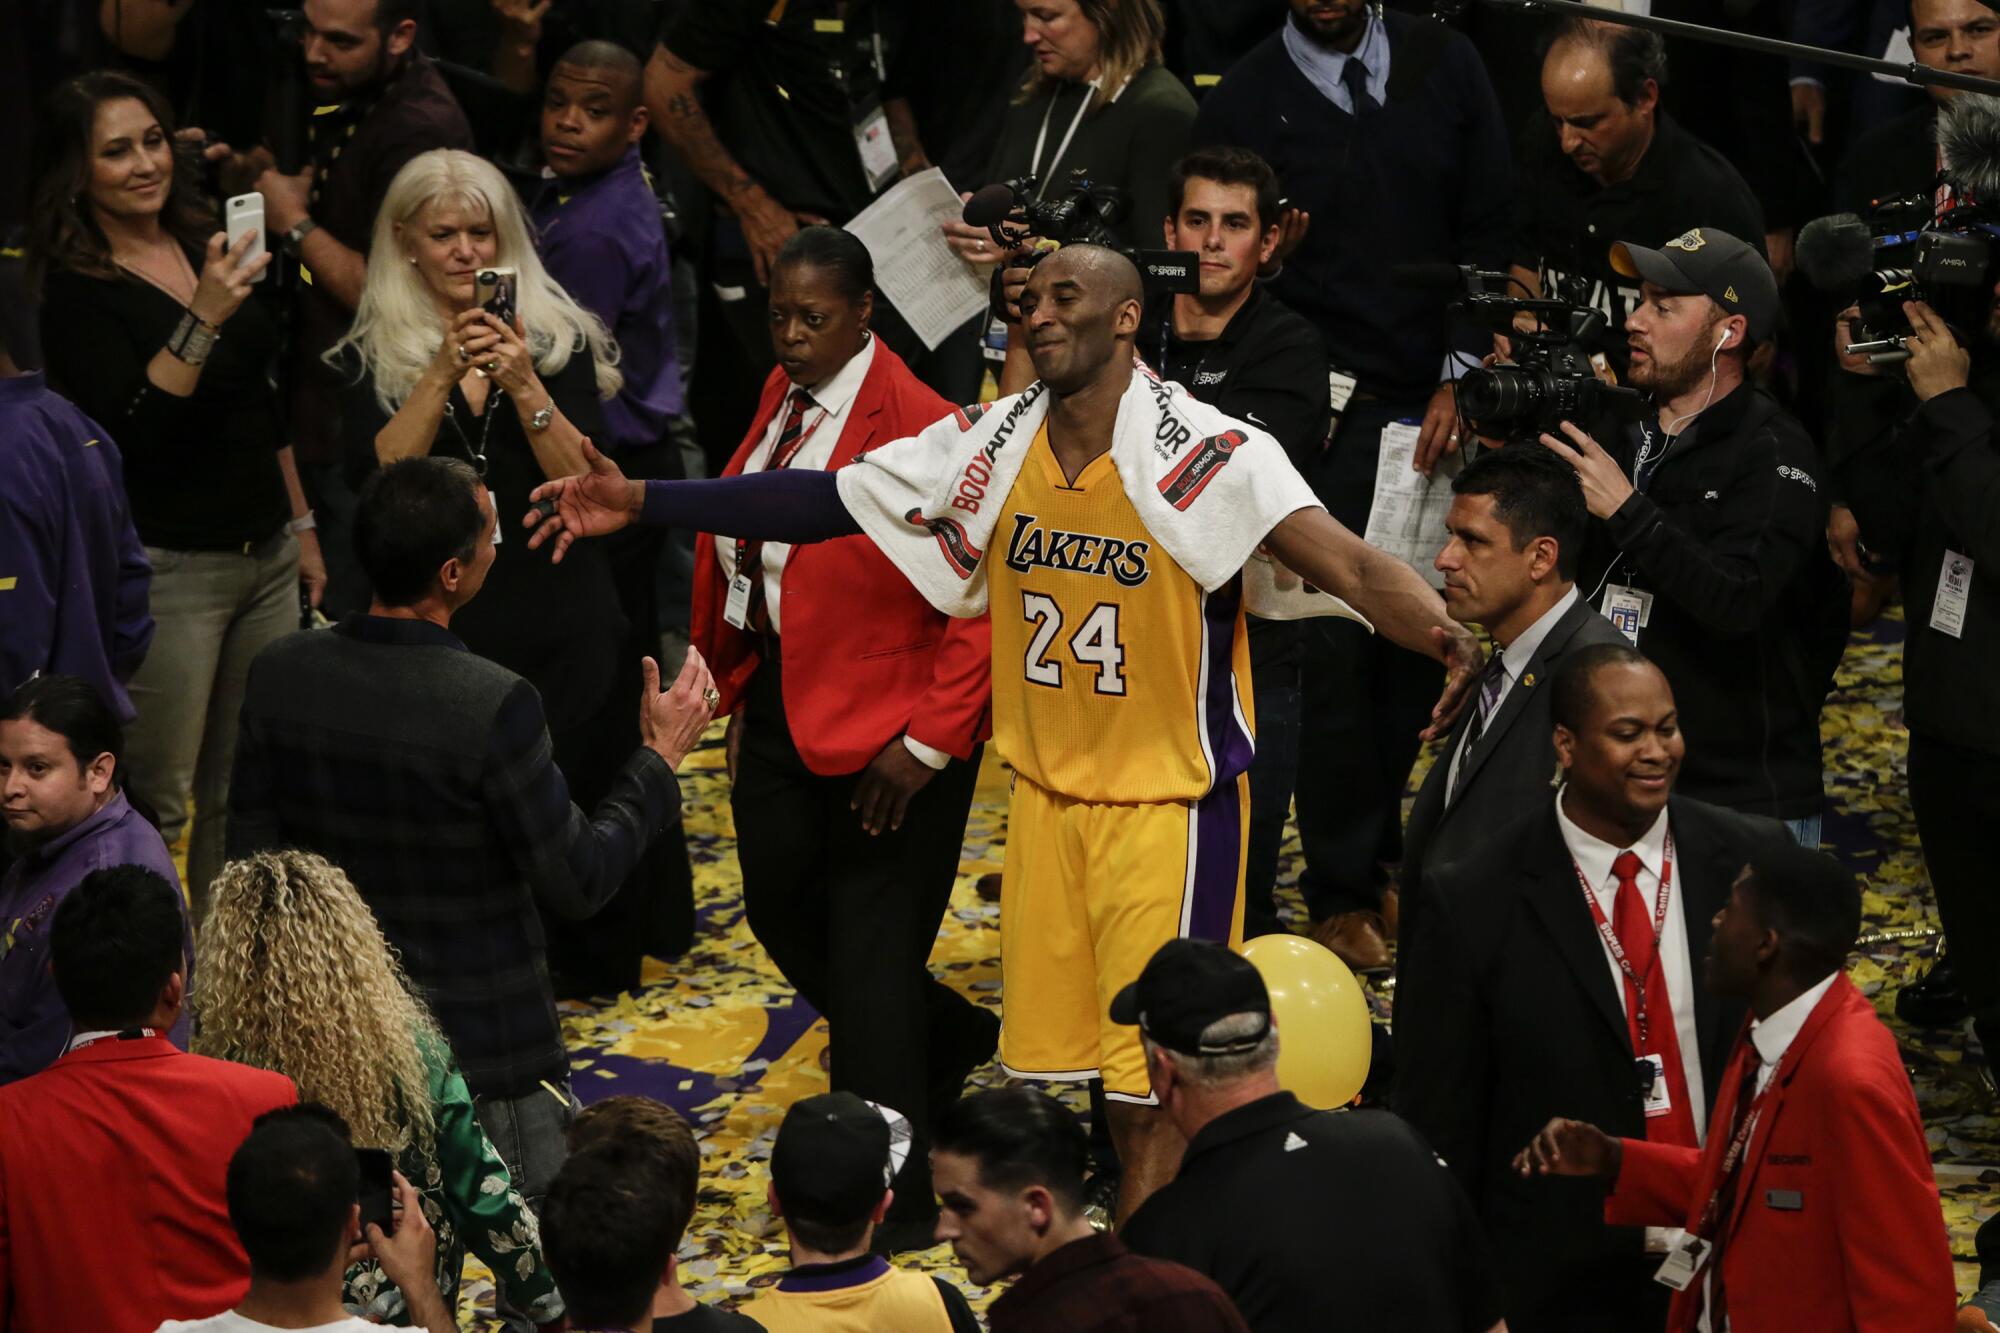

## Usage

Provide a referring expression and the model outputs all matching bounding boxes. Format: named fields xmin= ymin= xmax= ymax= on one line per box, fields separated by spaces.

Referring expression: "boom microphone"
xmin=962 ymin=183 xmax=1019 ymax=230
xmin=1941 ymin=91 xmax=2000 ymax=201
xmin=1794 ymin=213 xmax=1880 ymax=291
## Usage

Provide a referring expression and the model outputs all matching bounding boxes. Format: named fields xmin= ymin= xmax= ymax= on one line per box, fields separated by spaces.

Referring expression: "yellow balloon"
xmin=1241 ymin=934 xmax=1372 ymax=1109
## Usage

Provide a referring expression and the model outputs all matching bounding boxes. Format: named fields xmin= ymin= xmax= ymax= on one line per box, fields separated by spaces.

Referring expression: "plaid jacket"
xmin=227 ymin=615 xmax=677 ymax=1098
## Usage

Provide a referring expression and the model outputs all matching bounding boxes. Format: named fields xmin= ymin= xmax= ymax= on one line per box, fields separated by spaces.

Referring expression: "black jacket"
xmin=1848 ymin=379 xmax=2000 ymax=755
xmin=1123 ymin=1095 xmax=1503 ymax=1333
xmin=1400 ymin=592 xmax=1630 ymax=910
xmin=1393 ymin=795 xmax=1783 ymax=1325
xmin=1578 ymin=384 xmax=1847 ymax=819
xmin=1150 ymin=284 xmax=1332 ymax=674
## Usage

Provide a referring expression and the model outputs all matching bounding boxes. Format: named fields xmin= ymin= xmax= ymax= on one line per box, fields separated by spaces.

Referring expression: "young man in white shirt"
xmin=157 ymin=1105 xmax=456 ymax=1333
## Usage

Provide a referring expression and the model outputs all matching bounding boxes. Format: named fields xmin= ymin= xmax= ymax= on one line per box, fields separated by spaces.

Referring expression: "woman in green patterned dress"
xmin=193 ymin=849 xmax=563 ymax=1326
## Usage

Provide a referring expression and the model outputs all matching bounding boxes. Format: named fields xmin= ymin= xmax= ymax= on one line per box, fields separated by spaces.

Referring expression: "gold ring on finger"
xmin=703 ymin=688 xmax=721 ymax=709
xmin=485 ymin=360 xmax=500 ymax=373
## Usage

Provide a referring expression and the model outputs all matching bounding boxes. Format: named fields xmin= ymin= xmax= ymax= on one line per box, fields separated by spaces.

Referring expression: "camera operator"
xmin=1511 ymin=20 xmax=1764 ymax=375
xmin=1840 ymin=291 xmax=2000 ymax=1068
xmin=1147 ymin=146 xmax=1330 ymax=941
xmin=1539 ymin=228 xmax=1846 ymax=845
xmin=1188 ymin=0 xmax=1512 ymax=964
xmin=1819 ymin=0 xmax=2000 ymax=600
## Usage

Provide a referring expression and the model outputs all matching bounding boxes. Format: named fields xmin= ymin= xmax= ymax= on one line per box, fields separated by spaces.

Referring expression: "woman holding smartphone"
xmin=29 ymin=72 xmax=319 ymax=913
xmin=196 ymin=850 xmax=562 ymax=1326
xmin=334 ymin=149 xmax=676 ymax=996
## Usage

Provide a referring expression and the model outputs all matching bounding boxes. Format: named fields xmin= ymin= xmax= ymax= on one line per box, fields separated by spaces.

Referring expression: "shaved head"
xmin=1043 ymin=244 xmax=1145 ymax=307
xmin=554 ymin=40 xmax=643 ymax=111
xmin=1018 ymin=245 xmax=1145 ymax=396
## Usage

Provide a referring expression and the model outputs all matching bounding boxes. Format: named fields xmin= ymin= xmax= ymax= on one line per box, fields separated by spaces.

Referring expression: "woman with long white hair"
xmin=330 ymin=149 xmax=673 ymax=996
xmin=195 ymin=850 xmax=563 ymax=1326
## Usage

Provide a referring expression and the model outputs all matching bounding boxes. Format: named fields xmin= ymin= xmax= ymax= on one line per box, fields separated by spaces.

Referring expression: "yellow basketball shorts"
xmin=996 ymin=772 xmax=1248 ymax=1103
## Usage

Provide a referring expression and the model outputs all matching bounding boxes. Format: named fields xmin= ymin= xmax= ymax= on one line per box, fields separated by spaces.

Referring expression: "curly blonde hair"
xmin=195 ymin=851 xmax=441 ymax=1158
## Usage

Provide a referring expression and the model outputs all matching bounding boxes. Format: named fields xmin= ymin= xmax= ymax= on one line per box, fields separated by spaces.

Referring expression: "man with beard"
xmin=1539 ymin=228 xmax=1847 ymax=845
xmin=232 ymin=0 xmax=472 ymax=617
xmin=523 ymin=244 xmax=1482 ymax=1222
xmin=0 ymin=674 xmax=192 ymax=1083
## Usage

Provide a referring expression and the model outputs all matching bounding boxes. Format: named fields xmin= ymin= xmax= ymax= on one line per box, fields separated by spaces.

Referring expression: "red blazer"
xmin=1605 ymin=975 xmax=1955 ymax=1333
xmin=691 ymin=342 xmax=992 ymax=775
xmin=0 ymin=1035 xmax=296 ymax=1333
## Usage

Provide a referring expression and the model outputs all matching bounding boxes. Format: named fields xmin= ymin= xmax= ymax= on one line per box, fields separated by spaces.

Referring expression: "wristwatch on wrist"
xmin=526 ymin=399 xmax=556 ymax=433
xmin=280 ymin=218 xmax=319 ymax=256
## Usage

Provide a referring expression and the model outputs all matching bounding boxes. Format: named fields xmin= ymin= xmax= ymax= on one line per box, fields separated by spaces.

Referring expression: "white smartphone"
xmin=224 ymin=192 xmax=267 ymax=282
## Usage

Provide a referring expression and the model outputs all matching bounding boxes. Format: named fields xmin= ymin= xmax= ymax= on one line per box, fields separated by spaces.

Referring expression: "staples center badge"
xmin=1666 ymin=229 xmax=1707 ymax=253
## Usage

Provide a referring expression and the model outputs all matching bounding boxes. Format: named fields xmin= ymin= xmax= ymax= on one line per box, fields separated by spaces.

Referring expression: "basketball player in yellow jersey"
xmin=523 ymin=246 xmax=1483 ymax=1222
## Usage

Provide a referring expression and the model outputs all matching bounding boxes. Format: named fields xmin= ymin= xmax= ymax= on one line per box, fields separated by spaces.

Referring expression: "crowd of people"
xmin=4 ymin=0 xmax=2000 ymax=1329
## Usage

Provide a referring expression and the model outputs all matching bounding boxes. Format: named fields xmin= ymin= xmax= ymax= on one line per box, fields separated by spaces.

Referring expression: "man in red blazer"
xmin=688 ymin=228 xmax=993 ymax=1251
xmin=0 ymin=865 xmax=296 ymax=1332
xmin=1514 ymin=843 xmax=1956 ymax=1332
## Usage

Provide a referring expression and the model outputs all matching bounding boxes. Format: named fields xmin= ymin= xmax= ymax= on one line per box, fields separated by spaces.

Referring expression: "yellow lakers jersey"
xmin=987 ymin=427 xmax=1256 ymax=804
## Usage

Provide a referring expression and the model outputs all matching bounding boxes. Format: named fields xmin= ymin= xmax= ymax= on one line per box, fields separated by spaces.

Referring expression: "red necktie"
xmin=1611 ymin=851 xmax=1698 ymax=1147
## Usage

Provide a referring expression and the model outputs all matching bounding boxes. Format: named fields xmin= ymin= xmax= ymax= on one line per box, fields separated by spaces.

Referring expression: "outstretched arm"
xmin=524 ymin=439 xmax=861 ymax=562
xmin=1263 ymin=506 xmax=1482 ymax=740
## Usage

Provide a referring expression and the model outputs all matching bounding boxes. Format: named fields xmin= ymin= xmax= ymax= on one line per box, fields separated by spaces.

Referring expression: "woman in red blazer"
xmin=690 ymin=228 xmax=993 ymax=1250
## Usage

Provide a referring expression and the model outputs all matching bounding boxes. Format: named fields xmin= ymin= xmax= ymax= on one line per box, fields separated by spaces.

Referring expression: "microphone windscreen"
xmin=963 ymin=184 xmax=1018 ymax=229
xmin=1942 ymin=92 xmax=2000 ymax=202
xmin=1389 ymin=262 xmax=1469 ymax=291
xmin=1795 ymin=214 xmax=1879 ymax=290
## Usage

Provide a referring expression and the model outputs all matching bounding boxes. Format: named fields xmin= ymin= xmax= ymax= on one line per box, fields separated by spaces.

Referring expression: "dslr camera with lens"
xmin=961 ymin=171 xmax=1199 ymax=301
xmin=1410 ymin=266 xmax=1644 ymax=441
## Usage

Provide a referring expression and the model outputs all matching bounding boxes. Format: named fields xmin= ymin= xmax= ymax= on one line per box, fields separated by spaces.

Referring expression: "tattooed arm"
xmin=643 ymin=42 xmax=811 ymax=286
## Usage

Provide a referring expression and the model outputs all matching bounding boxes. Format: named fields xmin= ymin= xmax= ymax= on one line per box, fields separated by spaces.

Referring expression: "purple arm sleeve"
xmin=639 ymin=469 xmax=863 ymax=543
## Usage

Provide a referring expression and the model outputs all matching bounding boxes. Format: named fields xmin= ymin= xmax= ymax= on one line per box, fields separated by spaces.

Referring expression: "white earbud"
xmin=1715 ymin=327 xmax=1732 ymax=350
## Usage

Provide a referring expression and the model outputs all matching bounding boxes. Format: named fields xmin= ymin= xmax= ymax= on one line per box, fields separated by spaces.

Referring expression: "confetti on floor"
xmin=429 ymin=610 xmax=1989 ymax=1323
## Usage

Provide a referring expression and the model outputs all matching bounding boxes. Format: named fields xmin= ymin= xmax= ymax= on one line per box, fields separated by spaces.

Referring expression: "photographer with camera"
xmin=1835 ymin=280 xmax=2000 ymax=1076
xmin=1147 ymin=146 xmax=1329 ymax=941
xmin=1538 ymin=228 xmax=1846 ymax=845
xmin=1511 ymin=20 xmax=1765 ymax=374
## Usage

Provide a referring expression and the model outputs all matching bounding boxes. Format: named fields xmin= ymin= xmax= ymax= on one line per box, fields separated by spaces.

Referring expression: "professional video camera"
xmin=961 ymin=172 xmax=1198 ymax=297
xmin=1398 ymin=264 xmax=1644 ymax=440
xmin=1797 ymin=93 xmax=2000 ymax=363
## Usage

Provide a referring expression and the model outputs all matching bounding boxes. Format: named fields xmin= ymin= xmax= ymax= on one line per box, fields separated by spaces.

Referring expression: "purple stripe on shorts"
xmin=1187 ymin=777 xmax=1244 ymax=943
xmin=1200 ymin=576 xmax=1256 ymax=787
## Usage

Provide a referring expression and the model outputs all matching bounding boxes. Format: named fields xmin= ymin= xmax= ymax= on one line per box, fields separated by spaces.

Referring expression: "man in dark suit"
xmin=1515 ymin=844 xmax=1958 ymax=1333
xmin=1401 ymin=447 xmax=1626 ymax=941
xmin=1394 ymin=642 xmax=1785 ymax=1332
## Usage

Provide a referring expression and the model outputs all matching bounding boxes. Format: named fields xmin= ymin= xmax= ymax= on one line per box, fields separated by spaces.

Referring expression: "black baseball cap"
xmin=770 ymin=1092 xmax=895 ymax=1225
xmin=1108 ymin=938 xmax=1272 ymax=1055
xmin=1610 ymin=227 xmax=1780 ymax=343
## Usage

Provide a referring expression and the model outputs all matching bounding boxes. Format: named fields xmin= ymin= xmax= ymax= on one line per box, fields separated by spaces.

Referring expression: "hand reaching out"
xmin=524 ymin=438 xmax=642 ymax=562
xmin=1422 ymin=622 xmax=1483 ymax=742
xmin=1512 ymin=1117 xmax=1621 ymax=1182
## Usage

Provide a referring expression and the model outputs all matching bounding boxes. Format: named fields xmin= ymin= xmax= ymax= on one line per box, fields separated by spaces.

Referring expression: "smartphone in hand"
xmin=476 ymin=266 xmax=519 ymax=326
xmin=356 ymin=1147 xmax=396 ymax=1236
xmin=224 ymin=192 xmax=267 ymax=282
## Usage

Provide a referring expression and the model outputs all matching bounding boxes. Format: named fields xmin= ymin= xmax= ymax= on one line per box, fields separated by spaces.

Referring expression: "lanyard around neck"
xmin=1030 ymin=76 xmax=1120 ymax=199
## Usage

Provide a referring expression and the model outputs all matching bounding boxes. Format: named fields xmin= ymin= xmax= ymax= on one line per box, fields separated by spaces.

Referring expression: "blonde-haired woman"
xmin=195 ymin=850 xmax=562 ymax=1326
xmin=332 ymin=149 xmax=671 ymax=996
xmin=939 ymin=0 xmax=1193 ymax=392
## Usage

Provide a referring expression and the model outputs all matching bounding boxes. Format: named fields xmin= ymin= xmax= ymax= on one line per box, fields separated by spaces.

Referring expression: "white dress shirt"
xmin=1443 ymin=586 xmax=1578 ymax=799
xmin=716 ymin=333 xmax=877 ymax=634
xmin=1554 ymin=793 xmax=1709 ymax=1143
xmin=1281 ymin=8 xmax=1390 ymax=113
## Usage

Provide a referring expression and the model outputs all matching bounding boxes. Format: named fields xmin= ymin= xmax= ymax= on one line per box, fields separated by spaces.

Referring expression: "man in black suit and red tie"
xmin=1394 ymin=641 xmax=1786 ymax=1332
